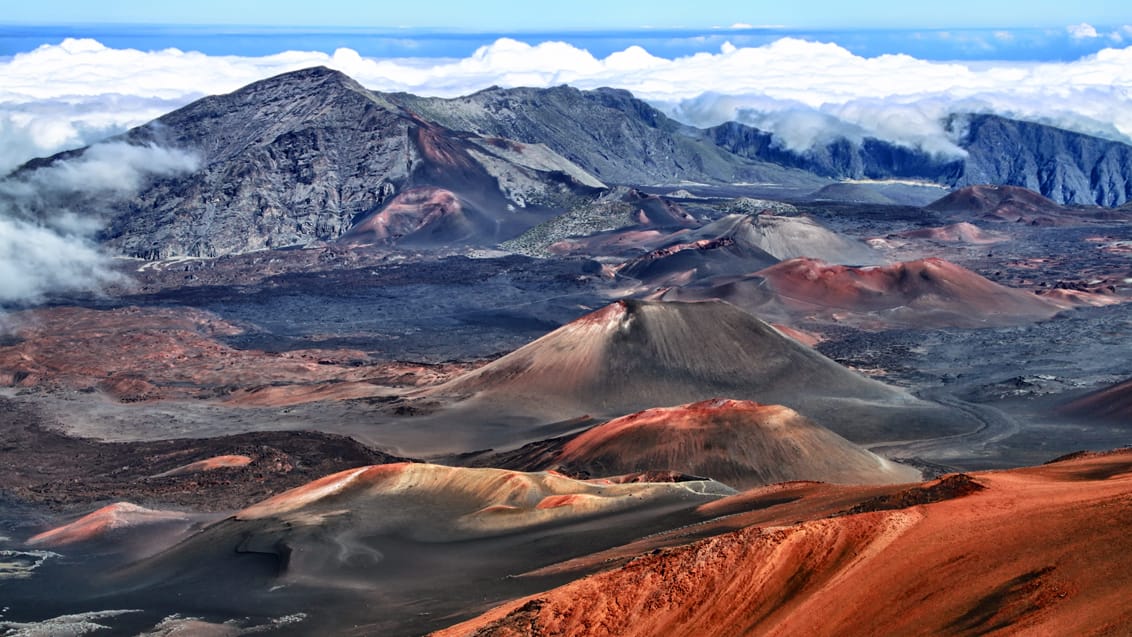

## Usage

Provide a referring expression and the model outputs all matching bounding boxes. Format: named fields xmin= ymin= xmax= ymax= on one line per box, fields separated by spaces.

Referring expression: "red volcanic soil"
xmin=551 ymin=399 xmax=919 ymax=488
xmin=435 ymin=450 xmax=1132 ymax=637
xmin=755 ymin=257 xmax=1067 ymax=328
xmin=27 ymin=502 xmax=188 ymax=547
xmin=894 ymin=221 xmax=1006 ymax=244
xmin=340 ymin=186 xmax=472 ymax=245
xmin=1059 ymin=377 xmax=1132 ymax=422
xmin=926 ymin=185 xmax=1068 ymax=224
xmin=150 ymin=455 xmax=254 ymax=478
xmin=0 ymin=306 xmax=467 ymax=403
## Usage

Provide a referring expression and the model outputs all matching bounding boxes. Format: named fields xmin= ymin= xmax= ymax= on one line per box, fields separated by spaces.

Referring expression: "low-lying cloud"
xmin=4 ymin=35 xmax=1132 ymax=170
xmin=0 ymin=142 xmax=199 ymax=307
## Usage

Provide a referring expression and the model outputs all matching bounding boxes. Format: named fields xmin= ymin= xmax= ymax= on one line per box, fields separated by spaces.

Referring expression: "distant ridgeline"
xmin=15 ymin=66 xmax=1132 ymax=258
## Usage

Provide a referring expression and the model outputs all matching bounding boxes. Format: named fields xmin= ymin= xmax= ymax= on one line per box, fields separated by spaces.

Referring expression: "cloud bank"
xmin=0 ymin=142 xmax=199 ymax=307
xmin=4 ymin=35 xmax=1132 ymax=170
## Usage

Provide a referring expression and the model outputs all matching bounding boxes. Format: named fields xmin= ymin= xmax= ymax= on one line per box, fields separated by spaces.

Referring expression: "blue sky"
xmin=2 ymin=0 xmax=1129 ymax=30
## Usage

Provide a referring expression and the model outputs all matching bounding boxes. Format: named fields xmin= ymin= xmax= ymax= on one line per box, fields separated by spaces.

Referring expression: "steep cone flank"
xmin=28 ymin=503 xmax=189 ymax=547
xmin=428 ymin=300 xmax=960 ymax=442
xmin=436 ymin=451 xmax=1132 ymax=637
xmin=1060 ymin=377 xmax=1132 ymax=422
xmin=554 ymin=399 xmax=920 ymax=488
xmin=757 ymin=257 xmax=1064 ymax=327
xmin=686 ymin=214 xmax=882 ymax=265
xmin=617 ymin=236 xmax=779 ymax=286
xmin=926 ymin=184 xmax=1066 ymax=223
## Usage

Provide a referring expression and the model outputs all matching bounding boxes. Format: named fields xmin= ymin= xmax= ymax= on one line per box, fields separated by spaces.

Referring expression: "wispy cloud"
xmin=1067 ymin=23 xmax=1100 ymax=39
xmin=0 ymin=142 xmax=199 ymax=307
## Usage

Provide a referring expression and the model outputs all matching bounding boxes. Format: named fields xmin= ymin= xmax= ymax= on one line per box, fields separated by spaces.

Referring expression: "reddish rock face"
xmin=340 ymin=186 xmax=466 ymax=245
xmin=435 ymin=450 xmax=1132 ymax=637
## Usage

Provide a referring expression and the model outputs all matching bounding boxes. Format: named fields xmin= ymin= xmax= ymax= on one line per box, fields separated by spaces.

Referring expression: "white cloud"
xmin=3 ymin=36 xmax=1132 ymax=170
xmin=1068 ymin=23 xmax=1100 ymax=39
xmin=0 ymin=142 xmax=199 ymax=306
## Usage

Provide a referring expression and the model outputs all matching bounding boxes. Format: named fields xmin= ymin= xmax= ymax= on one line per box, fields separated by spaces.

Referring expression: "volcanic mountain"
xmin=389 ymin=85 xmax=826 ymax=189
xmin=753 ymin=257 xmax=1066 ymax=328
xmin=683 ymin=214 xmax=882 ymax=264
xmin=426 ymin=300 xmax=973 ymax=442
xmin=437 ymin=449 xmax=1132 ymax=637
xmin=925 ymin=184 xmax=1068 ymax=224
xmin=19 ymin=67 xmax=604 ymax=257
xmin=16 ymin=70 xmax=1132 ymax=261
xmin=530 ymin=399 xmax=921 ymax=488
xmin=616 ymin=236 xmax=780 ymax=286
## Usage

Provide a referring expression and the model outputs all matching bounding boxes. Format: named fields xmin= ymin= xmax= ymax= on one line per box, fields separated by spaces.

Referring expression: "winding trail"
xmin=867 ymin=387 xmax=1021 ymax=464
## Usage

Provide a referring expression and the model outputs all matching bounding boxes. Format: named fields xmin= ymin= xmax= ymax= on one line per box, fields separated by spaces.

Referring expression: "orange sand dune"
xmin=28 ymin=503 xmax=189 ymax=547
xmin=551 ymin=399 xmax=919 ymax=488
xmin=435 ymin=450 xmax=1132 ymax=637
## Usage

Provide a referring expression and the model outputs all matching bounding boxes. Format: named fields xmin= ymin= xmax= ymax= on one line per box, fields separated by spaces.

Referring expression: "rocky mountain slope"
xmin=390 ymin=85 xmax=826 ymax=188
xmin=711 ymin=114 xmax=1132 ymax=206
xmin=14 ymin=68 xmax=1132 ymax=261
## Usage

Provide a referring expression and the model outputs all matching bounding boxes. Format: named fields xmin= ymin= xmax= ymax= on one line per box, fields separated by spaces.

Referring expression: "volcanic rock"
xmin=23 ymin=67 xmax=603 ymax=258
